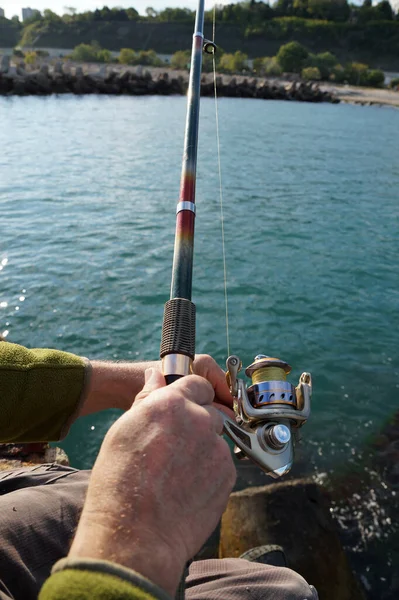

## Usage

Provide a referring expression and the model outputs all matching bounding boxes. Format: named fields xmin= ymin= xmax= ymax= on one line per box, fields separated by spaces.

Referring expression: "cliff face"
xmin=0 ymin=22 xmax=22 ymax=47
xmin=2 ymin=19 xmax=399 ymax=71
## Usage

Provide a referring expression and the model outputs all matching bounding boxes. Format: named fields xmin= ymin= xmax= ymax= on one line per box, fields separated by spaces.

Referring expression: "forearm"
xmin=0 ymin=342 xmax=86 ymax=443
xmin=79 ymin=361 xmax=160 ymax=416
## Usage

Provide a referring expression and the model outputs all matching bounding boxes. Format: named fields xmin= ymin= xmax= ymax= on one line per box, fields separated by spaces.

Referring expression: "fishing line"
xmin=212 ymin=5 xmax=230 ymax=358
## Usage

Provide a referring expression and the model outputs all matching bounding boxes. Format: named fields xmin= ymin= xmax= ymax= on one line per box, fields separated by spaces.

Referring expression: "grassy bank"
xmin=1 ymin=7 xmax=399 ymax=71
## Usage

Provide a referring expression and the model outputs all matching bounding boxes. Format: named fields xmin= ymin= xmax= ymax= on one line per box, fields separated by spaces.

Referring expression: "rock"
xmin=93 ymin=64 xmax=107 ymax=80
xmin=3 ymin=66 xmax=18 ymax=79
xmin=0 ymin=443 xmax=70 ymax=469
xmin=220 ymin=479 xmax=366 ymax=600
xmin=75 ymin=66 xmax=83 ymax=78
xmin=1 ymin=55 xmax=10 ymax=74
xmin=54 ymin=61 xmax=63 ymax=75
xmin=17 ymin=62 xmax=26 ymax=75
xmin=136 ymin=65 xmax=143 ymax=78
xmin=40 ymin=64 xmax=49 ymax=76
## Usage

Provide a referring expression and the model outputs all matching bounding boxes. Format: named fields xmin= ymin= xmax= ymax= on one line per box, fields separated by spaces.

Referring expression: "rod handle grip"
xmin=165 ymin=374 xmax=183 ymax=385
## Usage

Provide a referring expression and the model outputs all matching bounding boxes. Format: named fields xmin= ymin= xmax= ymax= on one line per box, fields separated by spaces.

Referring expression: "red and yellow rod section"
xmin=160 ymin=0 xmax=206 ymax=383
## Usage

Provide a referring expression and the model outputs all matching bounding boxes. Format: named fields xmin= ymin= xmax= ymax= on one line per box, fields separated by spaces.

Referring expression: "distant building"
xmin=22 ymin=7 xmax=39 ymax=21
xmin=0 ymin=8 xmax=5 ymax=18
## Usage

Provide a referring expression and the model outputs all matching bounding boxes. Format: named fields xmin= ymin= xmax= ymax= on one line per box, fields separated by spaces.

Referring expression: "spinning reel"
xmin=221 ymin=354 xmax=312 ymax=478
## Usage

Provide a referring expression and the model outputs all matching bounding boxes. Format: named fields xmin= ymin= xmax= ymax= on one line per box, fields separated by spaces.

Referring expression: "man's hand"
xmin=70 ymin=370 xmax=237 ymax=597
xmin=192 ymin=354 xmax=234 ymax=413
xmin=79 ymin=354 xmax=234 ymax=418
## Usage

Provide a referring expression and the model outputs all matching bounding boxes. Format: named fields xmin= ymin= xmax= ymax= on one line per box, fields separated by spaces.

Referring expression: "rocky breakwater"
xmin=0 ymin=57 xmax=339 ymax=103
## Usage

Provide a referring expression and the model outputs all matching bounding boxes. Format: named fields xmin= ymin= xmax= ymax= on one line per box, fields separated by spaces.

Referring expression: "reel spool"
xmin=222 ymin=354 xmax=312 ymax=478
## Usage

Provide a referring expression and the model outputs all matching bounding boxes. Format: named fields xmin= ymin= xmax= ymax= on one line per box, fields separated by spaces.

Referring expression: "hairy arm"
xmin=0 ymin=341 xmax=233 ymax=443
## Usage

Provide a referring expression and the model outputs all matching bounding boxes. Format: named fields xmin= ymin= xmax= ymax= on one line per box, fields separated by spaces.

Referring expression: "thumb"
xmin=134 ymin=368 xmax=166 ymax=405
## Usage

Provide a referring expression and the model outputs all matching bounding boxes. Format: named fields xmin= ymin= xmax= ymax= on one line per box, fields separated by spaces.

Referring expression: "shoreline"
xmin=1 ymin=59 xmax=398 ymax=107
xmin=322 ymin=82 xmax=399 ymax=108
xmin=0 ymin=62 xmax=338 ymax=103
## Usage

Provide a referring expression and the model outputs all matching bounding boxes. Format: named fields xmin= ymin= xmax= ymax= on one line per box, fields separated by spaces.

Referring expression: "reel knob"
xmin=265 ymin=424 xmax=291 ymax=450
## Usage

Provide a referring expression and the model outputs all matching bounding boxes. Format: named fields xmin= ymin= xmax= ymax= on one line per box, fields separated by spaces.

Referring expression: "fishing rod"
xmin=160 ymin=0 xmax=312 ymax=478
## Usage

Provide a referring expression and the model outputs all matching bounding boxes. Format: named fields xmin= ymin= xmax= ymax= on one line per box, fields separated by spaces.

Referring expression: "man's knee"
xmin=186 ymin=558 xmax=318 ymax=600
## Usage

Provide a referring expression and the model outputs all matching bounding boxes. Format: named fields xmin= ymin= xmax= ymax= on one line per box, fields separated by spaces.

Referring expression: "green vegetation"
xmin=256 ymin=41 xmax=385 ymax=87
xmin=219 ymin=51 xmax=249 ymax=73
xmin=170 ymin=50 xmax=191 ymax=70
xmin=119 ymin=48 xmax=137 ymax=65
xmin=389 ymin=77 xmax=399 ymax=88
xmin=305 ymin=51 xmax=338 ymax=79
xmin=253 ymin=56 xmax=283 ymax=76
xmin=0 ymin=2 xmax=396 ymax=85
xmin=301 ymin=66 xmax=321 ymax=80
xmin=118 ymin=49 xmax=164 ymax=66
xmin=170 ymin=49 xmax=218 ymax=73
xmin=0 ymin=1 xmax=396 ymax=66
xmin=24 ymin=51 xmax=39 ymax=65
xmin=276 ymin=41 xmax=308 ymax=73
xmin=69 ymin=44 xmax=163 ymax=66
xmin=71 ymin=43 xmax=111 ymax=63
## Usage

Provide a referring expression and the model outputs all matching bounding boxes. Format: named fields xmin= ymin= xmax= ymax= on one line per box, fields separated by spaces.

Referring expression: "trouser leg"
xmin=186 ymin=558 xmax=318 ymax=600
xmin=0 ymin=465 xmax=90 ymax=600
xmin=0 ymin=466 xmax=318 ymax=600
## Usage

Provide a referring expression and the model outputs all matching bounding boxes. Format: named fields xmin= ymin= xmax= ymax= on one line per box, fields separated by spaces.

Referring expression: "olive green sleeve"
xmin=0 ymin=341 xmax=88 ymax=443
xmin=39 ymin=559 xmax=172 ymax=600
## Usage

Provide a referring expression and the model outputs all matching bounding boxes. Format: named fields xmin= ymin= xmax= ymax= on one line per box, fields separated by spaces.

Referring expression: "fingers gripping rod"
xmin=223 ymin=355 xmax=312 ymax=478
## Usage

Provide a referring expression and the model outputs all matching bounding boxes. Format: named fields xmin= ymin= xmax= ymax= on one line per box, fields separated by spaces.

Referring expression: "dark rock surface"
xmin=0 ymin=64 xmax=339 ymax=103
xmin=220 ymin=479 xmax=366 ymax=600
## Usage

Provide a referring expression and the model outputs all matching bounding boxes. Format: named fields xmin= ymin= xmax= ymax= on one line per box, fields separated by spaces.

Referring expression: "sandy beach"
xmin=322 ymin=82 xmax=399 ymax=107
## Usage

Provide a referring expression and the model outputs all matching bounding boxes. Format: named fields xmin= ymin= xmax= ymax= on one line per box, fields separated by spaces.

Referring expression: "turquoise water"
xmin=0 ymin=95 xmax=398 ymax=477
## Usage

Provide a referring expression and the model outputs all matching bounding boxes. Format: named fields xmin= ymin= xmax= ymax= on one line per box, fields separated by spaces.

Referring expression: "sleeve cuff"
xmin=58 ymin=357 xmax=92 ymax=440
xmin=48 ymin=557 xmax=173 ymax=600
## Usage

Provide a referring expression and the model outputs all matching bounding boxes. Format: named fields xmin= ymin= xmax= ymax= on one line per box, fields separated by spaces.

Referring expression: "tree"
xmin=97 ymin=49 xmax=112 ymax=63
xmin=274 ymin=0 xmax=295 ymax=17
xmin=71 ymin=43 xmax=100 ymax=62
xmin=276 ymin=42 xmax=308 ymax=73
xmin=171 ymin=50 xmax=191 ymax=70
xmin=63 ymin=6 xmax=77 ymax=15
xmin=301 ymin=66 xmax=321 ymax=80
xmin=364 ymin=69 xmax=385 ymax=87
xmin=43 ymin=9 xmax=62 ymax=23
xmin=145 ymin=7 xmax=158 ymax=18
xmin=126 ymin=8 xmax=139 ymax=20
xmin=25 ymin=51 xmax=38 ymax=65
xmin=119 ymin=48 xmax=137 ymax=65
xmin=219 ymin=51 xmax=248 ymax=73
xmin=263 ymin=57 xmax=283 ymax=76
xmin=307 ymin=0 xmax=350 ymax=21
xmin=137 ymin=49 xmax=163 ymax=66
xmin=306 ymin=51 xmax=338 ymax=79
xmin=344 ymin=62 xmax=369 ymax=85
xmin=253 ymin=56 xmax=282 ymax=76
xmin=376 ymin=0 xmax=393 ymax=20
xmin=158 ymin=8 xmax=194 ymax=21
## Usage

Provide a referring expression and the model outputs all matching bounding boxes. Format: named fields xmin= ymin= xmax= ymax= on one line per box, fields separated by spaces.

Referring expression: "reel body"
xmin=222 ymin=354 xmax=312 ymax=478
